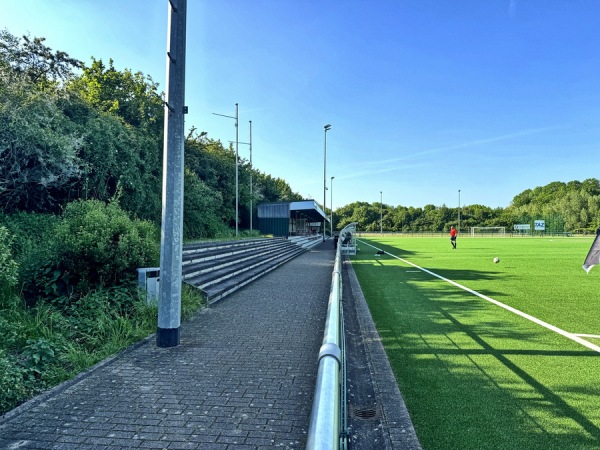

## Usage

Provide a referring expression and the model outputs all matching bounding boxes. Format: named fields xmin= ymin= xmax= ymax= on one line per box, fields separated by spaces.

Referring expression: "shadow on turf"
xmin=441 ymin=305 xmax=600 ymax=440
xmin=359 ymin=241 xmax=509 ymax=292
xmin=358 ymin=256 xmax=510 ymax=299
xmin=353 ymin=249 xmax=600 ymax=448
xmin=369 ymin=278 xmax=600 ymax=447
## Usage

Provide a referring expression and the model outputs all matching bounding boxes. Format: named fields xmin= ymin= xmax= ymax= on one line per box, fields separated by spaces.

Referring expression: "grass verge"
xmin=0 ymin=283 xmax=205 ymax=415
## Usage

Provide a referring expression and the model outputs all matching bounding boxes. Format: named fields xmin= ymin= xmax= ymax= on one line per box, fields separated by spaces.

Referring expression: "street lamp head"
xmin=331 ymin=176 xmax=335 ymax=180
xmin=324 ymin=124 xmax=331 ymax=131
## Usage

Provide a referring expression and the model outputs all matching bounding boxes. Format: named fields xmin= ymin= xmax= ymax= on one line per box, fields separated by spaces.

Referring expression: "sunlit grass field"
xmin=351 ymin=236 xmax=600 ymax=450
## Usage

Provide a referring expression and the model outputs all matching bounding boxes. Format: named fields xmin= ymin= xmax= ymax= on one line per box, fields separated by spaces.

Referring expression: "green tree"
xmin=183 ymin=168 xmax=226 ymax=239
xmin=68 ymin=58 xmax=163 ymax=134
xmin=0 ymin=74 xmax=82 ymax=213
xmin=0 ymin=29 xmax=82 ymax=89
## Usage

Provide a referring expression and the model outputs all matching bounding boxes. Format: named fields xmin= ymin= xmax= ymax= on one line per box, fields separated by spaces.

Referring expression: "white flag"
xmin=582 ymin=234 xmax=600 ymax=273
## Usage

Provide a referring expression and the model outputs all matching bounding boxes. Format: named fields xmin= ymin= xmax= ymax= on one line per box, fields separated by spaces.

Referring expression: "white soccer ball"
xmin=493 ymin=257 xmax=500 ymax=264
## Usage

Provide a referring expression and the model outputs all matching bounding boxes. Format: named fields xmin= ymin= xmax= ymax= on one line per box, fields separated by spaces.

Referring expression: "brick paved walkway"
xmin=0 ymin=243 xmax=335 ymax=450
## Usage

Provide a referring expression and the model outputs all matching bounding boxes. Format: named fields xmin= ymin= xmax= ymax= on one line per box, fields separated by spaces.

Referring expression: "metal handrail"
xmin=306 ymin=226 xmax=349 ymax=449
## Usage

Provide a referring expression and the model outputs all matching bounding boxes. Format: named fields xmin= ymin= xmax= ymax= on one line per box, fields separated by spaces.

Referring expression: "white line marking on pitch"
xmin=359 ymin=240 xmax=600 ymax=354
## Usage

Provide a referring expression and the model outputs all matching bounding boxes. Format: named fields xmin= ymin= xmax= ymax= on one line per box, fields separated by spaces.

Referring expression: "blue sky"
xmin=1 ymin=0 xmax=599 ymax=210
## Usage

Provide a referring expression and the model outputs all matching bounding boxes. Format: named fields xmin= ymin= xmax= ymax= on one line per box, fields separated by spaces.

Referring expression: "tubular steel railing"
xmin=306 ymin=230 xmax=348 ymax=450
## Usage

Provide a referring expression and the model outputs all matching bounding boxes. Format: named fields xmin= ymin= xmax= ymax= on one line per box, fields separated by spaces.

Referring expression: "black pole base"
xmin=157 ymin=327 xmax=180 ymax=347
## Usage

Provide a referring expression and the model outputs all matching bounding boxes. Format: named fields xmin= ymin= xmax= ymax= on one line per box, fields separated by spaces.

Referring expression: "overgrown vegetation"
xmin=0 ymin=206 xmax=155 ymax=414
xmin=0 ymin=201 xmax=211 ymax=414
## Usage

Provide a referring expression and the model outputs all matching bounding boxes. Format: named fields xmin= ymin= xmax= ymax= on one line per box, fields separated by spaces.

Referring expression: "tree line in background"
xmin=334 ymin=179 xmax=600 ymax=234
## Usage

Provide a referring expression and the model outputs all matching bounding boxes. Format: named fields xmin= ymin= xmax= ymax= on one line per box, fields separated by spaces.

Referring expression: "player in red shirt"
xmin=450 ymin=226 xmax=457 ymax=249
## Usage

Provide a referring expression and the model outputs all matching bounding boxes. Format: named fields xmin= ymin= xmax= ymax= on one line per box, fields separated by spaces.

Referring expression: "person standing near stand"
xmin=450 ymin=225 xmax=457 ymax=249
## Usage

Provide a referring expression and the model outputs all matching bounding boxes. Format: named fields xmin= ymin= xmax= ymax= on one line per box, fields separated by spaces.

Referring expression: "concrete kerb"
xmin=344 ymin=257 xmax=422 ymax=450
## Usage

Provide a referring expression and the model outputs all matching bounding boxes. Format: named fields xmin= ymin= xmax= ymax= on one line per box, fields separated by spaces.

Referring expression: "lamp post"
xmin=458 ymin=189 xmax=461 ymax=235
xmin=380 ymin=191 xmax=383 ymax=235
xmin=323 ymin=124 xmax=331 ymax=241
xmin=229 ymin=137 xmax=253 ymax=230
xmin=158 ymin=0 xmax=187 ymax=348
xmin=330 ymin=176 xmax=335 ymax=238
xmin=213 ymin=103 xmax=239 ymax=237
xmin=249 ymin=120 xmax=253 ymax=231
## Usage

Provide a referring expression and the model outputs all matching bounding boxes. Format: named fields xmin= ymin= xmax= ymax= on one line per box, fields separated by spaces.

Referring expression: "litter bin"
xmin=334 ymin=234 xmax=339 ymax=249
xmin=137 ymin=267 xmax=160 ymax=304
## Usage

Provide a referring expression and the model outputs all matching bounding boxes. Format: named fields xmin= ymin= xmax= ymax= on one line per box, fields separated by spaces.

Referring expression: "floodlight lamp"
xmin=324 ymin=124 xmax=331 ymax=131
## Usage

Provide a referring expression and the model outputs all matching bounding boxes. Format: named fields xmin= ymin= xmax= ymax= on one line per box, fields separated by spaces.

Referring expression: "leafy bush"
xmin=57 ymin=199 xmax=159 ymax=292
xmin=0 ymin=212 xmax=59 ymax=261
xmin=183 ymin=169 xmax=222 ymax=239
xmin=0 ymin=351 xmax=31 ymax=413
xmin=0 ymin=226 xmax=18 ymax=305
xmin=0 ymin=309 xmax=28 ymax=352
xmin=21 ymin=338 xmax=60 ymax=377
xmin=23 ymin=199 xmax=159 ymax=302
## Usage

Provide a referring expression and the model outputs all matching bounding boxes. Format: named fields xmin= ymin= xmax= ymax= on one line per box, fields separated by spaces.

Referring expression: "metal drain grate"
xmin=351 ymin=406 xmax=380 ymax=420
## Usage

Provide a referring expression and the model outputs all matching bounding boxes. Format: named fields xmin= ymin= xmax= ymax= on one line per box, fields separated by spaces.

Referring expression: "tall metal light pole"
xmin=158 ymin=0 xmax=187 ymax=348
xmin=249 ymin=120 xmax=253 ymax=231
xmin=458 ymin=189 xmax=461 ymax=235
xmin=380 ymin=191 xmax=383 ymax=235
xmin=213 ymin=103 xmax=239 ymax=237
xmin=330 ymin=176 xmax=334 ymax=238
xmin=323 ymin=124 xmax=331 ymax=241
xmin=229 ymin=134 xmax=252 ymax=231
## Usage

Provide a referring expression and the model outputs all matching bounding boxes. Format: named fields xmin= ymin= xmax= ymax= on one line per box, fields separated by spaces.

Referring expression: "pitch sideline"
xmin=358 ymin=239 xmax=600 ymax=354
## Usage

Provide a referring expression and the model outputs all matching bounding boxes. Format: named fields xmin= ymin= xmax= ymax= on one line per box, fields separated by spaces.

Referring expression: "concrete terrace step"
xmin=288 ymin=235 xmax=324 ymax=249
xmin=184 ymin=244 xmax=304 ymax=290
xmin=182 ymin=237 xmax=286 ymax=255
xmin=200 ymin=246 xmax=307 ymax=302
xmin=181 ymin=240 xmax=292 ymax=278
xmin=182 ymin=237 xmax=307 ymax=303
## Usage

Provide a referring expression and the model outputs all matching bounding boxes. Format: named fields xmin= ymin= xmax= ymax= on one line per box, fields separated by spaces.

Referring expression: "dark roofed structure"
xmin=257 ymin=200 xmax=329 ymax=237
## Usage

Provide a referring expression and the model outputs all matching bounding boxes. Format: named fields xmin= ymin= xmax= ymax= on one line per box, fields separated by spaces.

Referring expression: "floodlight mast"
xmin=330 ymin=176 xmax=335 ymax=238
xmin=158 ymin=0 xmax=187 ymax=348
xmin=229 ymin=126 xmax=252 ymax=231
xmin=458 ymin=189 xmax=461 ymax=234
xmin=380 ymin=191 xmax=383 ymax=235
xmin=249 ymin=120 xmax=253 ymax=231
xmin=213 ymin=104 xmax=239 ymax=237
xmin=323 ymin=124 xmax=331 ymax=241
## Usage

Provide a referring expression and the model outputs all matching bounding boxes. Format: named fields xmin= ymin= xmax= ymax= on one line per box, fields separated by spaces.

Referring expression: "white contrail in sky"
xmin=332 ymin=125 xmax=559 ymax=182
xmin=508 ymin=0 xmax=517 ymax=19
xmin=359 ymin=125 xmax=558 ymax=169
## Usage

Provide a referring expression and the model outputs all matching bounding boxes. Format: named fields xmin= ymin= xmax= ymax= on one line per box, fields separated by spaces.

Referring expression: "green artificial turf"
xmin=351 ymin=236 xmax=600 ymax=450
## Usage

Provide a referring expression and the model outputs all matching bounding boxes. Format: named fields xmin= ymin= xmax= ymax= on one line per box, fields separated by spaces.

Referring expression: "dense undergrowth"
xmin=0 ymin=200 xmax=207 ymax=415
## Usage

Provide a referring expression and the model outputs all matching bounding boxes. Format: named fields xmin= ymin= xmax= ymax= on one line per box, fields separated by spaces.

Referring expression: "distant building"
xmin=257 ymin=200 xmax=329 ymax=237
